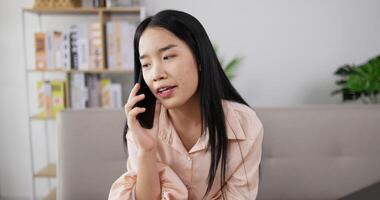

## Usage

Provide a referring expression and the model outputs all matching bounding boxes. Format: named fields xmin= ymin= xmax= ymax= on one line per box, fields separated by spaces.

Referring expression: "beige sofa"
xmin=57 ymin=105 xmax=380 ymax=200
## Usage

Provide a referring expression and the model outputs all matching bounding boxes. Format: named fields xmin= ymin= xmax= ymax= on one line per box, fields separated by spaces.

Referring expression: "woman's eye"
xmin=142 ymin=64 xmax=150 ymax=68
xmin=163 ymin=55 xmax=176 ymax=60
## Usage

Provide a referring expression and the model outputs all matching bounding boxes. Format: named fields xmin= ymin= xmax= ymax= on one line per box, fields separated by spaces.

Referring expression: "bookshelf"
xmin=34 ymin=164 xmax=56 ymax=178
xmin=27 ymin=69 xmax=133 ymax=74
xmin=22 ymin=5 xmax=145 ymax=200
xmin=23 ymin=6 xmax=142 ymax=14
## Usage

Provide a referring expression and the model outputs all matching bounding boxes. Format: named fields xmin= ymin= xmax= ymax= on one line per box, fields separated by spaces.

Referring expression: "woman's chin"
xmin=159 ymin=98 xmax=183 ymax=110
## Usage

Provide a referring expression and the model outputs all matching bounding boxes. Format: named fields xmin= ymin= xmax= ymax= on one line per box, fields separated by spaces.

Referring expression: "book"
xmin=45 ymin=31 xmax=64 ymax=69
xmin=37 ymin=80 xmax=66 ymax=118
xmin=52 ymin=31 xmax=64 ymax=69
xmin=37 ymin=80 xmax=52 ymax=118
xmin=70 ymin=25 xmax=79 ymax=69
xmin=77 ymin=35 xmax=90 ymax=70
xmin=106 ymin=21 xmax=119 ymax=70
xmin=106 ymin=21 xmax=136 ymax=70
xmin=100 ymin=78 xmax=112 ymax=108
xmin=50 ymin=80 xmax=65 ymax=117
xmin=106 ymin=0 xmax=132 ymax=7
xmin=62 ymin=31 xmax=71 ymax=70
xmin=100 ymin=79 xmax=122 ymax=108
xmin=121 ymin=22 xmax=136 ymax=71
xmin=69 ymin=22 xmax=106 ymax=70
xmin=34 ymin=32 xmax=47 ymax=70
xmin=89 ymin=23 xmax=103 ymax=70
xmin=110 ymin=83 xmax=122 ymax=108
xmin=93 ymin=0 xmax=106 ymax=7
xmin=70 ymin=73 xmax=88 ymax=109
xmin=74 ymin=23 xmax=91 ymax=70
xmin=45 ymin=31 xmax=54 ymax=69
xmin=86 ymin=74 xmax=100 ymax=108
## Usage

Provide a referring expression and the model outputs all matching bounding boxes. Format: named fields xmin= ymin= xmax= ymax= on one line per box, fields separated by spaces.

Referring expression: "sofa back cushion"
xmin=256 ymin=105 xmax=380 ymax=200
xmin=57 ymin=105 xmax=380 ymax=200
xmin=57 ymin=109 xmax=127 ymax=200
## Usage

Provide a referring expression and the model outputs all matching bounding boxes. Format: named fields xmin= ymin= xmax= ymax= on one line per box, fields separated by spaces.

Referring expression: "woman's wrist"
xmin=137 ymin=148 xmax=157 ymax=158
xmin=136 ymin=147 xmax=161 ymax=200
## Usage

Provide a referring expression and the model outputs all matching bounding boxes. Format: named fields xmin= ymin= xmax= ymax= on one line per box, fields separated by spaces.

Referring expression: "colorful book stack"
xmin=34 ymin=21 xmax=131 ymax=110
xmin=34 ymin=21 xmax=136 ymax=71
xmin=37 ymin=80 xmax=65 ymax=118
xmin=35 ymin=32 xmax=47 ymax=70
xmin=70 ymin=74 xmax=122 ymax=109
xmin=34 ymin=31 xmax=69 ymax=70
xmin=100 ymin=78 xmax=122 ymax=108
xmin=70 ymin=22 xmax=104 ymax=70
xmin=106 ymin=21 xmax=136 ymax=71
xmin=70 ymin=73 xmax=88 ymax=109
xmin=34 ymin=23 xmax=103 ymax=71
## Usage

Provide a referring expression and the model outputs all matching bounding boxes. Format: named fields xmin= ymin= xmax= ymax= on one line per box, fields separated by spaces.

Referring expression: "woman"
xmin=109 ymin=9 xmax=264 ymax=200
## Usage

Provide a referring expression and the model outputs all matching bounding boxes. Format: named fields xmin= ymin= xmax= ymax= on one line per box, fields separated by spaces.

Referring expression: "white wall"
xmin=0 ymin=0 xmax=35 ymax=199
xmin=143 ymin=0 xmax=380 ymax=106
xmin=1 ymin=0 xmax=380 ymax=198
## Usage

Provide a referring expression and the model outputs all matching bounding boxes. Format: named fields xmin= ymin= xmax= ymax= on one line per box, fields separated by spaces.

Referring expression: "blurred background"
xmin=0 ymin=0 xmax=379 ymax=199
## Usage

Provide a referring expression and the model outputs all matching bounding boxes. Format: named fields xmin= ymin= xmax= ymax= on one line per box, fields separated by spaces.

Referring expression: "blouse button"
xmin=162 ymin=191 xmax=169 ymax=199
xmin=187 ymin=156 xmax=192 ymax=161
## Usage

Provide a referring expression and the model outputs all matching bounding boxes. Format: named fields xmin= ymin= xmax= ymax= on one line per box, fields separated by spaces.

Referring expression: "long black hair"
xmin=123 ymin=9 xmax=250 ymax=199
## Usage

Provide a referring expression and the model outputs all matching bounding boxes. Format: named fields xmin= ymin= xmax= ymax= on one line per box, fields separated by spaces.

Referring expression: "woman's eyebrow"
xmin=140 ymin=44 xmax=178 ymax=60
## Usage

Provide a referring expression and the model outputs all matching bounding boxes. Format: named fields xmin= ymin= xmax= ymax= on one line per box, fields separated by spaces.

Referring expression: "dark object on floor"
xmin=338 ymin=182 xmax=380 ymax=200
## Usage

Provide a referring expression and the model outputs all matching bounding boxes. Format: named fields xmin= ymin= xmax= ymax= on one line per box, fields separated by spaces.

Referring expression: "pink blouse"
xmin=108 ymin=100 xmax=264 ymax=200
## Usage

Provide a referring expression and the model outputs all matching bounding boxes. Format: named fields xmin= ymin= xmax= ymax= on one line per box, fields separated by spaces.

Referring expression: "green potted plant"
xmin=331 ymin=55 xmax=380 ymax=104
xmin=214 ymin=44 xmax=243 ymax=80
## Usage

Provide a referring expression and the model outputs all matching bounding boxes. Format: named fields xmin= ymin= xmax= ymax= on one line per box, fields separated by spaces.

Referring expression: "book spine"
xmin=106 ymin=0 xmax=114 ymax=8
xmin=122 ymin=22 xmax=136 ymax=70
xmin=89 ymin=22 xmax=103 ymax=70
xmin=53 ymin=31 xmax=63 ymax=69
xmin=34 ymin=32 xmax=47 ymax=70
xmin=115 ymin=22 xmax=123 ymax=69
xmin=77 ymin=24 xmax=90 ymax=70
xmin=45 ymin=31 xmax=54 ymax=69
xmin=70 ymin=73 xmax=88 ymax=109
xmin=62 ymin=31 xmax=72 ymax=70
xmin=37 ymin=80 xmax=46 ymax=117
xmin=37 ymin=81 xmax=52 ymax=118
xmin=93 ymin=0 xmax=105 ymax=7
xmin=70 ymin=25 xmax=79 ymax=70
xmin=50 ymin=80 xmax=65 ymax=117
xmin=86 ymin=74 xmax=100 ymax=108
xmin=110 ymin=83 xmax=122 ymax=108
xmin=106 ymin=21 xmax=116 ymax=70
xmin=100 ymin=78 xmax=112 ymax=108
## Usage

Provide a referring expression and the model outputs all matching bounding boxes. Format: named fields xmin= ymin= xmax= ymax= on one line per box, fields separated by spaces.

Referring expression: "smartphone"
xmin=133 ymin=71 xmax=156 ymax=129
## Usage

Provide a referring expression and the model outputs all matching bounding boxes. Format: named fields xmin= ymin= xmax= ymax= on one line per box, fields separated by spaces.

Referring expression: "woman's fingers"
xmin=126 ymin=83 xmax=140 ymax=105
xmin=125 ymin=83 xmax=139 ymax=114
xmin=124 ymin=93 xmax=145 ymax=113
xmin=153 ymin=101 xmax=161 ymax=128
xmin=127 ymin=106 xmax=146 ymax=126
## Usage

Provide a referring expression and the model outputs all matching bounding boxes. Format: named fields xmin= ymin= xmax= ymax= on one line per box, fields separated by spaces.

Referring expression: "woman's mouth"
xmin=157 ymin=86 xmax=177 ymax=98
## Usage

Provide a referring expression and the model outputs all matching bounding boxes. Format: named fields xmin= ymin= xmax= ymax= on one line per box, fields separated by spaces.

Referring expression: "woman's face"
xmin=138 ymin=27 xmax=199 ymax=109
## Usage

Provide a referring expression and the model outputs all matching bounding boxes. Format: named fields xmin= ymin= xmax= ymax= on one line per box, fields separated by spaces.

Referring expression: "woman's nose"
xmin=152 ymin=63 xmax=167 ymax=82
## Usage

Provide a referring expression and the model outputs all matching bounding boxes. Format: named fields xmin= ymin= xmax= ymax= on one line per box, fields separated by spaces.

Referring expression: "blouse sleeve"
xmin=108 ymin=130 xmax=188 ymax=200
xmin=211 ymin=124 xmax=264 ymax=200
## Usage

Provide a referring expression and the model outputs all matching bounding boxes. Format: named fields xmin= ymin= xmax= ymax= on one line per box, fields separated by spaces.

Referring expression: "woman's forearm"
xmin=136 ymin=150 xmax=161 ymax=200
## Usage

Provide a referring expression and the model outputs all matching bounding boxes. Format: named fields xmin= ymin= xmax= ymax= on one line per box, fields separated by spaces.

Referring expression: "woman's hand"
xmin=124 ymin=83 xmax=161 ymax=153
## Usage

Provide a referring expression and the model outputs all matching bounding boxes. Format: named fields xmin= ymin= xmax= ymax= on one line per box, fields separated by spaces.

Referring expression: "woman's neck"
xmin=167 ymin=92 xmax=202 ymax=149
